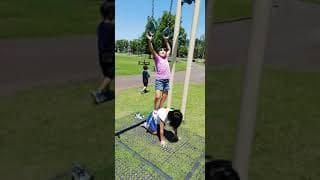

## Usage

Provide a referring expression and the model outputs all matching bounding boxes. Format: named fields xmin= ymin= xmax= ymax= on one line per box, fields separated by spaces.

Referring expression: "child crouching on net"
xmin=141 ymin=108 xmax=183 ymax=146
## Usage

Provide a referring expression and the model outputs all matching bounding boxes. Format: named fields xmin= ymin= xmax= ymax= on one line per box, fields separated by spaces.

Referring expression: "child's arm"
xmin=163 ymin=35 xmax=171 ymax=56
xmin=147 ymin=33 xmax=157 ymax=59
xmin=159 ymin=121 xmax=166 ymax=145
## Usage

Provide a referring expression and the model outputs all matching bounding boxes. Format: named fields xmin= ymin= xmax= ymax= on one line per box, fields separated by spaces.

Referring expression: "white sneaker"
xmin=134 ymin=113 xmax=144 ymax=120
xmin=140 ymin=122 xmax=148 ymax=128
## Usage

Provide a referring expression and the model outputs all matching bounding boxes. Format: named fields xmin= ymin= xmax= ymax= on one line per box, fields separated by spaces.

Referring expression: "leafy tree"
xmin=198 ymin=34 xmax=205 ymax=58
xmin=140 ymin=11 xmax=187 ymax=58
xmin=129 ymin=39 xmax=141 ymax=54
xmin=194 ymin=34 xmax=205 ymax=59
xmin=182 ymin=34 xmax=205 ymax=59
xmin=116 ymin=39 xmax=129 ymax=52
xmin=178 ymin=45 xmax=188 ymax=58
xmin=153 ymin=11 xmax=175 ymax=49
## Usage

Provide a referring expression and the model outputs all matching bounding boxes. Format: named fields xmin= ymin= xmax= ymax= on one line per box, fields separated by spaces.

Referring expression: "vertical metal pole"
xmin=167 ymin=0 xmax=183 ymax=109
xmin=233 ymin=0 xmax=273 ymax=179
xmin=181 ymin=0 xmax=201 ymax=116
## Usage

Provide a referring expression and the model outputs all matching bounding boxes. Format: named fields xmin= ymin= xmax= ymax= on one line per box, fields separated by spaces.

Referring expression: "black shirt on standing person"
xmin=98 ymin=20 xmax=115 ymax=62
xmin=97 ymin=20 xmax=115 ymax=79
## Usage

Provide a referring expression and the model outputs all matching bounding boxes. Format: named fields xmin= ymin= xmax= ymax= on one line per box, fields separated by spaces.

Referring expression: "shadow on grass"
xmin=141 ymin=127 xmax=180 ymax=143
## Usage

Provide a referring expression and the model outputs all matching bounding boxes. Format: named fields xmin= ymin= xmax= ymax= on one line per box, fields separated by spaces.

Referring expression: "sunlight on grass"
xmin=115 ymin=83 xmax=205 ymax=137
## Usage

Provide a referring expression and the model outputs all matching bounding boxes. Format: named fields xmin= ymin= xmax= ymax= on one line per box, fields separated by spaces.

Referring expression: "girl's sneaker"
xmin=91 ymin=90 xmax=114 ymax=104
xmin=91 ymin=91 xmax=103 ymax=104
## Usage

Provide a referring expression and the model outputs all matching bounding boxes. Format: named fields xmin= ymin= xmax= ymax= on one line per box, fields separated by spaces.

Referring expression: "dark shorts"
xmin=99 ymin=52 xmax=114 ymax=79
xmin=99 ymin=61 xmax=114 ymax=79
xmin=143 ymin=79 xmax=148 ymax=87
xmin=155 ymin=79 xmax=170 ymax=91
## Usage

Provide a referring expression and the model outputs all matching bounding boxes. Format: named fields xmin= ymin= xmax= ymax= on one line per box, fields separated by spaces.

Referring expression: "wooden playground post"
xmin=233 ymin=0 xmax=273 ymax=179
xmin=181 ymin=0 xmax=201 ymax=116
xmin=167 ymin=0 xmax=183 ymax=109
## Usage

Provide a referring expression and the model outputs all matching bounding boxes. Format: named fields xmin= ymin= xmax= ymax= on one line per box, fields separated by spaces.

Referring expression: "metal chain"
xmin=152 ymin=0 xmax=155 ymax=18
xmin=167 ymin=0 xmax=173 ymax=27
xmin=169 ymin=0 xmax=173 ymax=16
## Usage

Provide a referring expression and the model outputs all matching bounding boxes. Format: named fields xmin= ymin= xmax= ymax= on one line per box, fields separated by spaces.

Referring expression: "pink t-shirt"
xmin=154 ymin=55 xmax=171 ymax=80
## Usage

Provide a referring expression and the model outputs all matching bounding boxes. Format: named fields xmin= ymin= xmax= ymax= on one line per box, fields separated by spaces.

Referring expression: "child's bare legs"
xmin=98 ymin=77 xmax=112 ymax=92
xmin=154 ymin=90 xmax=163 ymax=110
xmin=159 ymin=91 xmax=168 ymax=108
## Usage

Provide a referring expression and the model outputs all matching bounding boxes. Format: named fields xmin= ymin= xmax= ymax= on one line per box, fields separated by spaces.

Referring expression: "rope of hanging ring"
xmin=151 ymin=0 xmax=174 ymax=27
xmin=169 ymin=0 xmax=173 ymax=16
xmin=148 ymin=0 xmax=174 ymax=37
xmin=147 ymin=0 xmax=155 ymax=36
xmin=168 ymin=0 xmax=173 ymax=27
xmin=152 ymin=0 xmax=155 ymax=19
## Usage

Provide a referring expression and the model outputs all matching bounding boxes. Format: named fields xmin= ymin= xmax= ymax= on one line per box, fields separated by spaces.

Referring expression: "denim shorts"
xmin=155 ymin=79 xmax=170 ymax=91
xmin=146 ymin=112 xmax=158 ymax=133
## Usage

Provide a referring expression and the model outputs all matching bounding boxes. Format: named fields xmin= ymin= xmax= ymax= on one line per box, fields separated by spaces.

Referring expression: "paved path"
xmin=115 ymin=63 xmax=205 ymax=92
xmin=1 ymin=0 xmax=319 ymax=96
xmin=0 ymin=36 xmax=100 ymax=96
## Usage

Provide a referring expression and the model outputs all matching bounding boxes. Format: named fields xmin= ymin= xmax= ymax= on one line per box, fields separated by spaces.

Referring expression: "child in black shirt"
xmin=141 ymin=65 xmax=150 ymax=94
xmin=91 ymin=1 xmax=115 ymax=104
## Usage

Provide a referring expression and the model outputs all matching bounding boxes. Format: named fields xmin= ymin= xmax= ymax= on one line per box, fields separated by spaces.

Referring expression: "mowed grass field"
xmin=116 ymin=53 xmax=188 ymax=76
xmin=115 ymin=83 xmax=205 ymax=137
xmin=1 ymin=65 xmax=319 ymax=179
xmin=0 ymin=80 xmax=114 ymax=179
xmin=206 ymin=67 xmax=320 ymax=180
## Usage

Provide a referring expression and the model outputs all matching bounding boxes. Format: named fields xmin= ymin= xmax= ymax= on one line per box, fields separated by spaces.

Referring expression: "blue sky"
xmin=115 ymin=0 xmax=205 ymax=40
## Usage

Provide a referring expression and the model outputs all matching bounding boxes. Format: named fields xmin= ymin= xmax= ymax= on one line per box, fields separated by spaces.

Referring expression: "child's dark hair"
xmin=143 ymin=65 xmax=148 ymax=70
xmin=100 ymin=1 xmax=115 ymax=20
xmin=157 ymin=47 xmax=168 ymax=52
xmin=168 ymin=110 xmax=183 ymax=129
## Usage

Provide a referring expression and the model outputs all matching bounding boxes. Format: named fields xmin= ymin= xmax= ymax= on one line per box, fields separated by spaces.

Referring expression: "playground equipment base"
xmin=115 ymin=115 xmax=205 ymax=179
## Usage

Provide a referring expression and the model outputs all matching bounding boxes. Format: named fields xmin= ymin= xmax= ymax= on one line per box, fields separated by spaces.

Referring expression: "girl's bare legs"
xmin=154 ymin=90 xmax=163 ymax=110
xmin=159 ymin=91 xmax=168 ymax=108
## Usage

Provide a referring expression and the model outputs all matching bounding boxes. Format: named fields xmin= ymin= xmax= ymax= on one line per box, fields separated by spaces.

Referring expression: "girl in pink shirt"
xmin=146 ymin=33 xmax=171 ymax=115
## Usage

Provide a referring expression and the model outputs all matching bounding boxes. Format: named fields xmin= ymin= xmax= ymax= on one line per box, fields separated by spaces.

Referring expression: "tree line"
xmin=116 ymin=11 xmax=205 ymax=59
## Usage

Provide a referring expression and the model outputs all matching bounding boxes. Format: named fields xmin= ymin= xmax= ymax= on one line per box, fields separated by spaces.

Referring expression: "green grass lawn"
xmin=2 ymin=65 xmax=319 ymax=179
xmin=115 ymin=83 xmax=205 ymax=137
xmin=206 ymin=67 xmax=320 ymax=180
xmin=116 ymin=53 xmax=188 ymax=76
xmin=0 ymin=80 xmax=114 ymax=180
xmin=214 ymin=0 xmax=253 ymax=22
